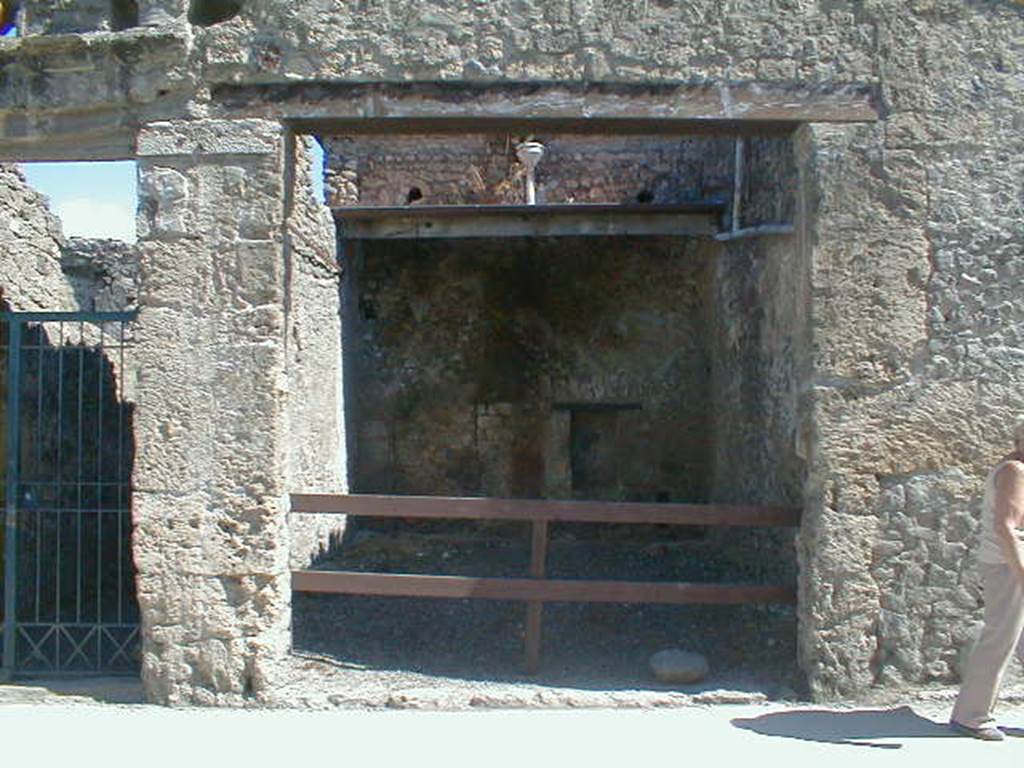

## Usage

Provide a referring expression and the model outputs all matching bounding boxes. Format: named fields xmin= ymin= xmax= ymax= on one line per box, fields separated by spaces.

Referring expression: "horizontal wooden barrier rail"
xmin=290 ymin=493 xmax=801 ymax=673
xmin=292 ymin=570 xmax=797 ymax=605
xmin=290 ymin=494 xmax=801 ymax=527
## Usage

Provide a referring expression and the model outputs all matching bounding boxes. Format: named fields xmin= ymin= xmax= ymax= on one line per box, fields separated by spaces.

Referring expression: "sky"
xmin=22 ymin=161 xmax=137 ymax=242
xmin=20 ymin=143 xmax=326 ymax=244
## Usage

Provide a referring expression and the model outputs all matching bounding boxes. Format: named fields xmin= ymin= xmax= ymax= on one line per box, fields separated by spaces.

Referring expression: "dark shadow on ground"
xmin=732 ymin=705 xmax=959 ymax=749
xmin=0 ymin=676 xmax=144 ymax=705
xmin=293 ymin=590 xmax=802 ymax=695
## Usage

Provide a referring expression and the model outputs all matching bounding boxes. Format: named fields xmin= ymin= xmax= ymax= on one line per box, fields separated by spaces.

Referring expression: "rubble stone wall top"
xmin=61 ymin=237 xmax=139 ymax=313
xmin=0 ymin=163 xmax=76 ymax=312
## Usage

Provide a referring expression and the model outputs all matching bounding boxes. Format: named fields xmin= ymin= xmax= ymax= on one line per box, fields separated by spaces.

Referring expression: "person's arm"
xmin=994 ymin=461 xmax=1024 ymax=581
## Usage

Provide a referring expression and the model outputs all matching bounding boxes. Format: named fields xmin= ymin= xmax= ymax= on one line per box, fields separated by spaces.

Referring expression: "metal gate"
xmin=0 ymin=312 xmax=138 ymax=678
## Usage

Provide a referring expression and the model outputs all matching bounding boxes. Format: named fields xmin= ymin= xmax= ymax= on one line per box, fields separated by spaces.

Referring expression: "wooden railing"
xmin=290 ymin=494 xmax=801 ymax=673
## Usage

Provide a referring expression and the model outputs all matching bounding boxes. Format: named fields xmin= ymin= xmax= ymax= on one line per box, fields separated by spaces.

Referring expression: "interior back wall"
xmin=346 ymin=235 xmax=717 ymax=503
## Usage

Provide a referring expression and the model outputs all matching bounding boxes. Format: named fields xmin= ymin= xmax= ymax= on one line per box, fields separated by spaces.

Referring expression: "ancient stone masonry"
xmin=736 ymin=138 xmax=797 ymax=230
xmin=345 ymin=236 xmax=718 ymax=503
xmin=791 ymin=113 xmax=1024 ymax=697
xmin=131 ymin=118 xmax=296 ymax=705
xmin=61 ymin=237 xmax=139 ymax=312
xmin=0 ymin=164 xmax=76 ymax=312
xmin=0 ymin=164 xmax=140 ymax=315
xmin=16 ymin=0 xmax=190 ymax=33
xmin=0 ymin=0 xmax=1021 ymax=704
xmin=324 ymin=134 xmax=737 ymax=208
xmin=284 ymin=134 xmax=348 ymax=571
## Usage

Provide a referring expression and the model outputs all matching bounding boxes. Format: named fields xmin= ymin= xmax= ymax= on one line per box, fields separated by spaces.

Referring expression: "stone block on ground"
xmin=649 ymin=649 xmax=709 ymax=684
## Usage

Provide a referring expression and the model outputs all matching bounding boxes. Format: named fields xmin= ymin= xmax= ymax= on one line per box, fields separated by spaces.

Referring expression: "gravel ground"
xmin=289 ymin=522 xmax=802 ymax=708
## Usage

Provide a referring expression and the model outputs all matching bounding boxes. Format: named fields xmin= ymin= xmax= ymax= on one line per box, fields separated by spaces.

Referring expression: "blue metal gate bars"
xmin=0 ymin=312 xmax=138 ymax=677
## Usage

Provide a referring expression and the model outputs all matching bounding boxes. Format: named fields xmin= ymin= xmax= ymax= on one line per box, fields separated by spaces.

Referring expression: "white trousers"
xmin=951 ymin=563 xmax=1024 ymax=728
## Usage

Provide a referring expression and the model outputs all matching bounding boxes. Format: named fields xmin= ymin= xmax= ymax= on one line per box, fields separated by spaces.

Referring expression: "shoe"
xmin=949 ymin=720 xmax=1005 ymax=741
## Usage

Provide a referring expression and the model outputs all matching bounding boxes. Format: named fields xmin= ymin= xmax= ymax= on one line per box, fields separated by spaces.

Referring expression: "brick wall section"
xmin=324 ymin=134 xmax=736 ymax=208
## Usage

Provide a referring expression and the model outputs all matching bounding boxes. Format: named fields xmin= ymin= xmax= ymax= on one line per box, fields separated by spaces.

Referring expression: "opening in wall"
xmin=307 ymin=137 xmax=327 ymax=205
xmin=0 ymin=157 xmax=140 ymax=677
xmin=111 ymin=0 xmax=139 ymax=31
xmin=18 ymin=161 xmax=139 ymax=313
xmin=1 ymin=0 xmax=18 ymax=36
xmin=188 ymin=0 xmax=243 ymax=26
xmin=22 ymin=161 xmax=137 ymax=244
xmin=291 ymin=125 xmax=804 ymax=695
xmin=0 ymin=311 xmax=139 ymax=676
xmin=342 ymin=236 xmax=717 ymax=503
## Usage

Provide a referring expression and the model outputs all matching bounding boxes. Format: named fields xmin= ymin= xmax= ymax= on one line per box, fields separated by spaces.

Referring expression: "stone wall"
xmin=132 ymin=118 xmax=295 ymax=705
xmin=797 ymin=113 xmax=1024 ymax=698
xmin=346 ymin=236 xmax=716 ymax=503
xmin=61 ymin=237 xmax=139 ymax=312
xmin=20 ymin=0 xmax=116 ymax=35
xmin=284 ymin=134 xmax=347 ymax=570
xmin=191 ymin=0 xmax=883 ymax=84
xmin=710 ymin=231 xmax=806 ymax=508
xmin=132 ymin=120 xmax=346 ymax=704
xmin=19 ymin=0 xmax=185 ymax=34
xmin=738 ymin=138 xmax=797 ymax=229
xmin=0 ymin=164 xmax=77 ymax=312
xmin=324 ymin=134 xmax=735 ymax=208
xmin=706 ymin=231 xmax=807 ymax=588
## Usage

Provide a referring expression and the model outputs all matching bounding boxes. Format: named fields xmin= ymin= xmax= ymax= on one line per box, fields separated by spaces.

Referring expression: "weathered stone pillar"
xmin=794 ymin=121 xmax=986 ymax=699
xmin=282 ymin=134 xmax=349 ymax=569
xmin=133 ymin=118 xmax=292 ymax=705
xmin=794 ymin=122 xmax=905 ymax=700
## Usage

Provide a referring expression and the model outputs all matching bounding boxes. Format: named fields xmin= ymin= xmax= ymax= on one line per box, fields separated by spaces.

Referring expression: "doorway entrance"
xmin=0 ymin=310 xmax=137 ymax=677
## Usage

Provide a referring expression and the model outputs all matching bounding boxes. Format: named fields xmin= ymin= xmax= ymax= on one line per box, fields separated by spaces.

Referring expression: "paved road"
xmin=2 ymin=701 xmax=1023 ymax=767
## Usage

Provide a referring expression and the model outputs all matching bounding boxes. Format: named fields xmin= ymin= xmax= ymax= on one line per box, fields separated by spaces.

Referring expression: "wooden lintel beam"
xmin=292 ymin=117 xmax=799 ymax=137
xmin=336 ymin=203 xmax=725 ymax=220
xmin=292 ymin=570 xmax=798 ymax=605
xmin=334 ymin=204 xmax=726 ymax=240
xmin=212 ymin=81 xmax=878 ymax=131
xmin=289 ymin=493 xmax=802 ymax=527
xmin=338 ymin=210 xmax=720 ymax=239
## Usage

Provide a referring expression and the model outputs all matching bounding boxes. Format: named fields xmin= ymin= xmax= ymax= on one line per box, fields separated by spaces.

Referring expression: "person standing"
xmin=950 ymin=422 xmax=1024 ymax=741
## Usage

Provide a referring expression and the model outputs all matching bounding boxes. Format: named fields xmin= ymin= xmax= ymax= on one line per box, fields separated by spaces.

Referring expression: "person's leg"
xmin=1015 ymin=604 xmax=1024 ymax=665
xmin=952 ymin=564 xmax=1024 ymax=729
